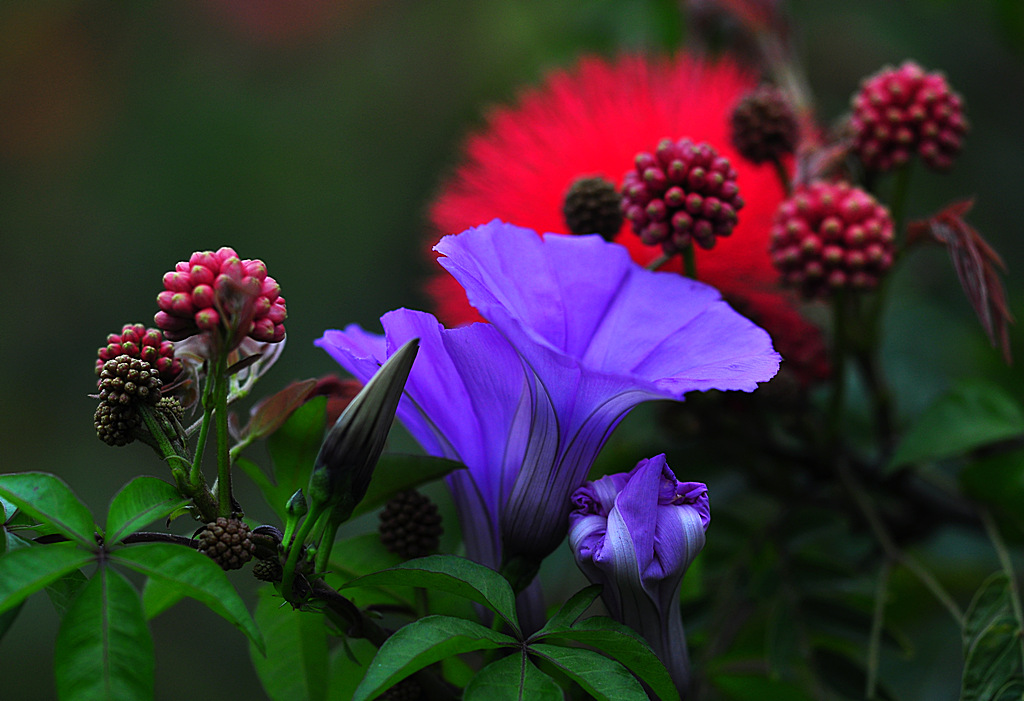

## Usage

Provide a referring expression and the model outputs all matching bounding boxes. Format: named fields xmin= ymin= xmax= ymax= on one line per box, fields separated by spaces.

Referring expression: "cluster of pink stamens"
xmin=96 ymin=323 xmax=182 ymax=386
xmin=851 ymin=61 xmax=967 ymax=172
xmin=155 ymin=247 xmax=286 ymax=345
xmin=769 ymin=182 xmax=894 ymax=299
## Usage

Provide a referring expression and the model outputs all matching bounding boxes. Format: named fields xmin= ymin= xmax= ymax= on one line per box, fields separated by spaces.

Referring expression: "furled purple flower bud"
xmin=622 ymin=138 xmax=744 ymax=254
xmin=569 ymin=454 xmax=709 ymax=695
xmin=307 ymin=338 xmax=419 ymax=522
xmin=154 ymin=247 xmax=287 ymax=348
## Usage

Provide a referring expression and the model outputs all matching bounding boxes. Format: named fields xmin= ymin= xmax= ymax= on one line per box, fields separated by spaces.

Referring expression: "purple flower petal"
xmin=319 ymin=220 xmax=779 ymax=578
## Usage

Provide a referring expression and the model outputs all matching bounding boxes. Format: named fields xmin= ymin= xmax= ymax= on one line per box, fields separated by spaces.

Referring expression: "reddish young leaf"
xmin=907 ymin=200 xmax=1013 ymax=362
xmin=241 ymin=378 xmax=318 ymax=442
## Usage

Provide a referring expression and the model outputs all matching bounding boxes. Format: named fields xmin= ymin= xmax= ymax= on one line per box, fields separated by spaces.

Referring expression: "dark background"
xmin=2 ymin=1 xmax=1023 ymax=698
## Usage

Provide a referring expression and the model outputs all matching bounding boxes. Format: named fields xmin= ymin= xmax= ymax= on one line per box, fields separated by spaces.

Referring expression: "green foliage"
xmin=0 ymin=472 xmax=96 ymax=545
xmin=352 ymin=454 xmax=464 ymax=519
xmin=141 ymin=576 xmax=184 ymax=620
xmin=345 ymin=558 xmax=678 ymax=701
xmin=0 ymin=544 xmax=95 ymax=616
xmin=534 ymin=616 xmax=680 ymax=701
xmin=351 ymin=615 xmax=517 ymax=701
xmin=464 ymin=653 xmax=565 ymax=701
xmin=250 ymin=587 xmax=330 ymax=701
xmin=341 ymin=555 xmax=520 ymax=633
xmin=889 ymin=380 xmax=1024 ymax=471
xmin=111 ymin=543 xmax=264 ymax=654
xmin=528 ymin=643 xmax=649 ymax=700
xmin=960 ymin=573 xmax=1024 ymax=701
xmin=258 ymin=396 xmax=328 ymax=520
xmin=104 ymin=476 xmax=188 ymax=545
xmin=54 ymin=567 xmax=154 ymax=701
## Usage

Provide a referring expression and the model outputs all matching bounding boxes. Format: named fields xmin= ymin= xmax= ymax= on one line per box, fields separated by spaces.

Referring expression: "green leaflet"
xmin=250 ymin=586 xmax=330 ymax=701
xmin=534 ymin=616 xmax=680 ymax=701
xmin=464 ymin=652 xmax=564 ymax=701
xmin=961 ymin=572 xmax=1024 ymax=701
xmin=529 ymin=643 xmax=649 ymax=701
xmin=351 ymin=615 xmax=516 ymax=701
xmin=341 ymin=554 xmax=519 ymax=634
xmin=54 ymin=567 xmax=154 ymax=701
xmin=0 ymin=472 xmax=96 ymax=546
xmin=111 ymin=542 xmax=264 ymax=654
xmin=105 ymin=476 xmax=188 ymax=545
xmin=0 ymin=543 xmax=94 ymax=616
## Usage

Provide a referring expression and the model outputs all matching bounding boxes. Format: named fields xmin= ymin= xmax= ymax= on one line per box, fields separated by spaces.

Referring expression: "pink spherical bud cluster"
xmin=622 ymin=138 xmax=744 ymax=254
xmin=96 ymin=323 xmax=181 ymax=387
xmin=851 ymin=61 xmax=968 ymax=172
xmin=155 ymin=247 xmax=286 ymax=345
xmin=769 ymin=182 xmax=894 ymax=299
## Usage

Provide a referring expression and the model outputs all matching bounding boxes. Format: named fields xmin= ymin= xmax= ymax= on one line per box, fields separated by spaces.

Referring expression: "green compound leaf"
xmin=250 ymin=587 xmax=329 ymax=701
xmin=535 ymin=616 xmax=679 ymax=701
xmin=961 ymin=572 xmax=1024 ymax=701
xmin=464 ymin=652 xmax=564 ymax=701
xmin=111 ymin=542 xmax=264 ymax=654
xmin=529 ymin=642 xmax=649 ymax=701
xmin=342 ymin=555 xmax=519 ymax=634
xmin=0 ymin=543 xmax=95 ymax=616
xmin=55 ymin=567 xmax=154 ymax=701
xmin=0 ymin=472 xmax=96 ymax=546
xmin=535 ymin=584 xmax=601 ymax=636
xmin=889 ymin=380 xmax=1024 ymax=471
xmin=351 ymin=615 xmax=516 ymax=701
xmin=105 ymin=476 xmax=188 ymax=545
xmin=352 ymin=454 xmax=464 ymax=519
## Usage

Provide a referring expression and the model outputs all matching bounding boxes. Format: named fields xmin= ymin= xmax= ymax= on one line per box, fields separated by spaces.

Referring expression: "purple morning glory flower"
xmin=316 ymin=220 xmax=778 ymax=580
xmin=568 ymin=454 xmax=709 ymax=695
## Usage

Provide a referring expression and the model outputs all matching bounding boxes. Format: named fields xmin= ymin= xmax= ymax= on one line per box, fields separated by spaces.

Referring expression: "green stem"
xmin=836 ymin=459 xmax=963 ymax=625
xmin=889 ymin=163 xmax=913 ymax=247
xmin=827 ymin=290 xmax=848 ymax=445
xmin=771 ymin=156 xmax=792 ymax=196
xmin=681 ymin=245 xmax=697 ymax=279
xmin=190 ymin=362 xmax=218 ymax=488
xmin=982 ymin=509 xmax=1024 ymax=674
xmin=280 ymin=506 xmax=325 ymax=604
xmin=866 ymin=561 xmax=891 ymax=700
xmin=214 ymin=357 xmax=232 ymax=517
xmin=646 ymin=252 xmax=672 ymax=271
xmin=139 ymin=405 xmax=218 ymax=523
xmin=138 ymin=404 xmax=190 ymax=477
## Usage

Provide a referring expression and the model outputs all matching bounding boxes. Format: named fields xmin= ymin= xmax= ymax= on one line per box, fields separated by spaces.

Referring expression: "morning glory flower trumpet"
xmin=317 ymin=220 xmax=778 ymax=586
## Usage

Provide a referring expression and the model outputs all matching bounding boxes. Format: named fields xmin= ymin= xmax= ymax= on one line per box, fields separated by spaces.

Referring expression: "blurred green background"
xmin=1 ymin=1 xmax=1023 ymax=698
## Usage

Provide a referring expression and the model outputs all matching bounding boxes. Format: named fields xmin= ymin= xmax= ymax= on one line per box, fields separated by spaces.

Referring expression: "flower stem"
xmin=213 ymin=355 xmax=233 ymax=517
xmin=835 ymin=458 xmax=963 ymax=625
xmin=681 ymin=245 xmax=698 ymax=279
xmin=646 ymin=253 xmax=672 ymax=271
xmin=889 ymin=162 xmax=913 ymax=247
xmin=771 ymin=156 xmax=792 ymax=196
xmin=866 ymin=561 xmax=891 ymax=699
xmin=982 ymin=508 xmax=1024 ymax=674
xmin=827 ymin=290 xmax=848 ymax=444
xmin=280 ymin=505 xmax=326 ymax=604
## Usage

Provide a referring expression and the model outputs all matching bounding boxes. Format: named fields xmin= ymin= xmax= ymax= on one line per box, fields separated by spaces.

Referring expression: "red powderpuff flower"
xmin=428 ymin=53 xmax=828 ymax=383
xmin=155 ymin=246 xmax=287 ymax=347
